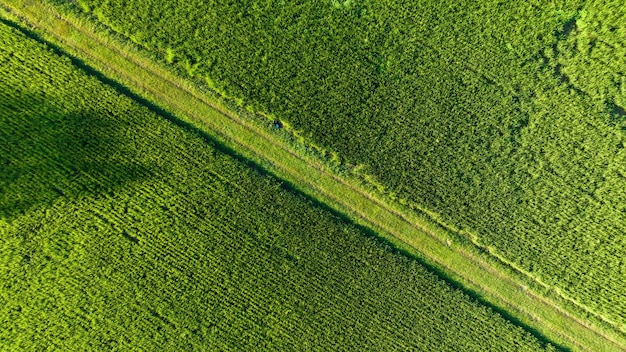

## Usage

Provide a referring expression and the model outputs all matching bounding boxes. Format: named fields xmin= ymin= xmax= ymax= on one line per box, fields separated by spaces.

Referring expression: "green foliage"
xmin=183 ymin=58 xmax=199 ymax=77
xmin=165 ymin=47 xmax=175 ymax=64
xmin=0 ymin=22 xmax=552 ymax=351
xmin=62 ymin=0 xmax=626 ymax=326
xmin=76 ymin=0 xmax=90 ymax=12
xmin=556 ymin=0 xmax=626 ymax=111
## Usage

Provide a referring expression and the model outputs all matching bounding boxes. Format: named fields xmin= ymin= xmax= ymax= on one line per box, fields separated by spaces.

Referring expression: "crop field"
xmin=56 ymin=0 xmax=626 ymax=331
xmin=556 ymin=0 xmax=626 ymax=113
xmin=0 ymin=20 xmax=560 ymax=350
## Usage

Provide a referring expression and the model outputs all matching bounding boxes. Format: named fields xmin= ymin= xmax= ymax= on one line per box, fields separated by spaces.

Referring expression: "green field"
xmin=58 ymin=0 xmax=626 ymax=330
xmin=0 ymin=20 xmax=560 ymax=351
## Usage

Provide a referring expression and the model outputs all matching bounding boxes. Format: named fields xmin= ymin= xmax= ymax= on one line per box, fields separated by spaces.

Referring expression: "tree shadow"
xmin=0 ymin=90 xmax=152 ymax=220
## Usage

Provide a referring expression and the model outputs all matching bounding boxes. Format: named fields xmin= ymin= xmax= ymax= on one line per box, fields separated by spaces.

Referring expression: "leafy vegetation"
xmin=0 ymin=21 xmax=557 ymax=351
xmin=59 ymin=0 xmax=626 ymax=328
xmin=555 ymin=0 xmax=626 ymax=117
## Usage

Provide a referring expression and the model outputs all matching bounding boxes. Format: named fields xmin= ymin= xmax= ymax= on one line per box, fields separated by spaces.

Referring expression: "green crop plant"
xmin=0 ymin=20 xmax=556 ymax=351
xmin=52 ymin=0 xmax=626 ymax=329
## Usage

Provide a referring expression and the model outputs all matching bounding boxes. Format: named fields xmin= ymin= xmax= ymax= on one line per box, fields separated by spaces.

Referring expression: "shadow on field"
xmin=0 ymin=17 xmax=569 ymax=351
xmin=0 ymin=91 xmax=150 ymax=219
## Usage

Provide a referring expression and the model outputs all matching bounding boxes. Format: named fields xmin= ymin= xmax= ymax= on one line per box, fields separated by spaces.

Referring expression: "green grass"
xmin=0 ymin=18 xmax=560 ymax=351
xmin=2 ymin=1 xmax=625 ymax=350
xmin=52 ymin=0 xmax=626 ymax=332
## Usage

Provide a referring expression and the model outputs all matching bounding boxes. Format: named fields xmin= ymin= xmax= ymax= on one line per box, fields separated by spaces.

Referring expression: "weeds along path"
xmin=2 ymin=1 xmax=625 ymax=351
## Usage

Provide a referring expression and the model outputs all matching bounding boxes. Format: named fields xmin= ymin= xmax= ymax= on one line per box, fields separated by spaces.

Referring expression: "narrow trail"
xmin=2 ymin=2 xmax=625 ymax=351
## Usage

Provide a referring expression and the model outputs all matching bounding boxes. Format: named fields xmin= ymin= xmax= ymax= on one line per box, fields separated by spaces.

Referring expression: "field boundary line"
xmin=2 ymin=1 xmax=625 ymax=351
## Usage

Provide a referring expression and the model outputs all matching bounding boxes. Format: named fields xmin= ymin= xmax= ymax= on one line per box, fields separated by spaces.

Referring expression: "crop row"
xmin=0 ymin=21 xmax=554 ymax=350
xmin=58 ymin=0 xmax=626 ymax=325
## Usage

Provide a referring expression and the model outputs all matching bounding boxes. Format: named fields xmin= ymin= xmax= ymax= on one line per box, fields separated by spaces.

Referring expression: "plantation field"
xmin=57 ymin=0 xmax=626 ymax=331
xmin=0 ymin=20 xmax=558 ymax=351
xmin=556 ymin=0 xmax=626 ymax=114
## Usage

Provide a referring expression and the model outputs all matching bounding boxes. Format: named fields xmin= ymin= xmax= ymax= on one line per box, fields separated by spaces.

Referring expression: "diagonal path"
xmin=2 ymin=1 xmax=625 ymax=351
